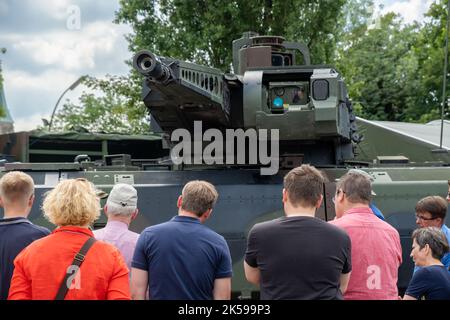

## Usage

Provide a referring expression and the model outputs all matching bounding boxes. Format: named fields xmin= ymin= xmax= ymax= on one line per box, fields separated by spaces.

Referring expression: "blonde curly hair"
xmin=42 ymin=178 xmax=100 ymax=226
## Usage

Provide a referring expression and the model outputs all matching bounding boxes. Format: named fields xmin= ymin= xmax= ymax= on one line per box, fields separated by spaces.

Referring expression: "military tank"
xmin=1 ymin=32 xmax=449 ymax=298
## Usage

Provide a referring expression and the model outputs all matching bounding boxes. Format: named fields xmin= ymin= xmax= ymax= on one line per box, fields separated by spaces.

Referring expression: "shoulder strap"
xmin=55 ymin=237 xmax=97 ymax=300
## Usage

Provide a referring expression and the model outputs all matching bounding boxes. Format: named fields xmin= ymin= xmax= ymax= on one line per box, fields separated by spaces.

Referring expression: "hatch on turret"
xmin=232 ymin=32 xmax=311 ymax=75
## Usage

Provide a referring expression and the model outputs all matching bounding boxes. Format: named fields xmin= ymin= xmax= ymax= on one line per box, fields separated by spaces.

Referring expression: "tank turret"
xmin=134 ymin=32 xmax=360 ymax=168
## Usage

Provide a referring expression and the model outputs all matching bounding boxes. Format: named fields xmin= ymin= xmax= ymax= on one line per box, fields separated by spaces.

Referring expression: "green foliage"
xmin=51 ymin=75 xmax=150 ymax=134
xmin=115 ymin=0 xmax=348 ymax=69
xmin=337 ymin=0 xmax=450 ymax=122
xmin=407 ymin=0 xmax=450 ymax=122
xmin=337 ymin=13 xmax=422 ymax=121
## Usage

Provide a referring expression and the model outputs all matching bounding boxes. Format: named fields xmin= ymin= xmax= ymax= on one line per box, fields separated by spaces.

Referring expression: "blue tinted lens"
xmin=273 ymin=97 xmax=284 ymax=108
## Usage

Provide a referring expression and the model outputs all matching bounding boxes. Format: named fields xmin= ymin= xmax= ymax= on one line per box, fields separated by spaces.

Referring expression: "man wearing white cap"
xmin=94 ymin=183 xmax=140 ymax=271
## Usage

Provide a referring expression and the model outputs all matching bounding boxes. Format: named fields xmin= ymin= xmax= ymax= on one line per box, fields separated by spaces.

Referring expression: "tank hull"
xmin=11 ymin=166 xmax=449 ymax=298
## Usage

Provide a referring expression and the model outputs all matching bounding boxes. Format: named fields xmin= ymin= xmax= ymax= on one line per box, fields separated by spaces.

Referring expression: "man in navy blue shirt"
xmin=0 ymin=171 xmax=50 ymax=300
xmin=131 ymin=180 xmax=232 ymax=300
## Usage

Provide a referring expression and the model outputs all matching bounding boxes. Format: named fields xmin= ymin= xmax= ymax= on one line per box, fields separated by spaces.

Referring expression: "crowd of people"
xmin=0 ymin=167 xmax=449 ymax=300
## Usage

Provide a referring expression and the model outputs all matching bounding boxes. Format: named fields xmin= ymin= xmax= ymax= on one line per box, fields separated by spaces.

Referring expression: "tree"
xmin=51 ymin=76 xmax=150 ymax=134
xmin=116 ymin=0 xmax=348 ymax=69
xmin=336 ymin=0 xmax=450 ymax=123
xmin=336 ymin=12 xmax=422 ymax=121
xmin=54 ymin=0 xmax=352 ymax=133
xmin=46 ymin=0 xmax=450 ymax=132
xmin=407 ymin=0 xmax=450 ymax=122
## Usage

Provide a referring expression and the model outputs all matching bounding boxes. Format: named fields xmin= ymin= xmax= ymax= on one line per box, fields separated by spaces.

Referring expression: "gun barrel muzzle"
xmin=133 ymin=50 xmax=170 ymax=82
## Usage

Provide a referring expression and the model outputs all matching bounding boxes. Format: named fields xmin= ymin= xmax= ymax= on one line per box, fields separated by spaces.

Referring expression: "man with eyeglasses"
xmin=330 ymin=171 xmax=402 ymax=300
xmin=414 ymin=196 xmax=450 ymax=272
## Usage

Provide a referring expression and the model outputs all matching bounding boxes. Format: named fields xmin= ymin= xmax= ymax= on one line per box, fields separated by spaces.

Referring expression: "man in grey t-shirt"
xmin=244 ymin=164 xmax=352 ymax=300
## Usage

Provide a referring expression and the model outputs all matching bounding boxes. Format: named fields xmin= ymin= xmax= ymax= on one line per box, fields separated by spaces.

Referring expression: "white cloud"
xmin=377 ymin=0 xmax=433 ymax=24
xmin=5 ymin=69 xmax=80 ymax=93
xmin=3 ymin=68 xmax=86 ymax=128
xmin=26 ymin=0 xmax=72 ymax=20
xmin=1 ymin=19 xmax=131 ymax=130
xmin=1 ymin=0 xmax=132 ymax=132
xmin=11 ymin=21 xmax=129 ymax=71
xmin=14 ymin=114 xmax=48 ymax=132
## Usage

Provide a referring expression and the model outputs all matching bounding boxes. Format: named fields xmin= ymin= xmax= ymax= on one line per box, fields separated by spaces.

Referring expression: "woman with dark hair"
xmin=402 ymin=227 xmax=450 ymax=300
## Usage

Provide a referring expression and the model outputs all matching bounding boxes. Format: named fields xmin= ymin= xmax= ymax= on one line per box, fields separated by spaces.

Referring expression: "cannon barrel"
xmin=133 ymin=50 xmax=172 ymax=83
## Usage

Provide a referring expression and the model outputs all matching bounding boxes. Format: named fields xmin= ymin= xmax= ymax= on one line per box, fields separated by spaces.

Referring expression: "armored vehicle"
xmin=1 ymin=32 xmax=449 ymax=299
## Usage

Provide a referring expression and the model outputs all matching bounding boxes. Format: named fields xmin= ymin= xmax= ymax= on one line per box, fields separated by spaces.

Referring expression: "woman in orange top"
xmin=8 ymin=178 xmax=130 ymax=300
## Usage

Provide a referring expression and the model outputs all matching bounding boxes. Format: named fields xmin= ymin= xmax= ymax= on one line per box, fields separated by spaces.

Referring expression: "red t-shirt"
xmin=330 ymin=207 xmax=402 ymax=300
xmin=8 ymin=226 xmax=130 ymax=300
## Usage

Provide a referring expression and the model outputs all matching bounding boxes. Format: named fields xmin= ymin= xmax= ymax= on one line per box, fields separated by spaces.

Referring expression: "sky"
xmin=0 ymin=0 xmax=436 ymax=131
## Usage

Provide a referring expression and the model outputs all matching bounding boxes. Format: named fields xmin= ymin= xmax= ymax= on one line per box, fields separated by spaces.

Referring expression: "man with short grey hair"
xmin=330 ymin=170 xmax=402 ymax=300
xmin=94 ymin=183 xmax=140 ymax=270
xmin=347 ymin=169 xmax=385 ymax=220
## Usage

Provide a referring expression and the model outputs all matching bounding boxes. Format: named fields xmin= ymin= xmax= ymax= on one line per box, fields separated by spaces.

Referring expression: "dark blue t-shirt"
xmin=132 ymin=216 xmax=232 ymax=300
xmin=0 ymin=217 xmax=50 ymax=300
xmin=405 ymin=265 xmax=450 ymax=300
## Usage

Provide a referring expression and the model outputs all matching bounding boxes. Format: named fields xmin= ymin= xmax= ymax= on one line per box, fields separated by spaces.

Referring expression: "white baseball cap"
xmin=106 ymin=183 xmax=138 ymax=209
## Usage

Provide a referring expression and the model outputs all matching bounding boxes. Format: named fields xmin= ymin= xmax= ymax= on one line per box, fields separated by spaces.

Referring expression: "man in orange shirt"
xmin=8 ymin=178 xmax=130 ymax=300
